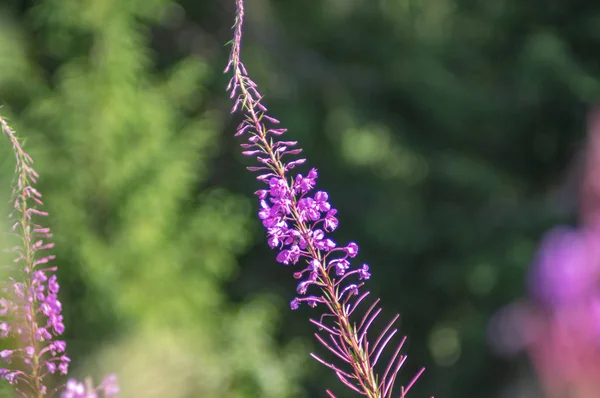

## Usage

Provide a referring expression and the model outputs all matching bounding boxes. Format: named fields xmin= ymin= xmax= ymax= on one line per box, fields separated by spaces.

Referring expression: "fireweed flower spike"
xmin=1 ymin=117 xmax=119 ymax=397
xmin=225 ymin=2 xmax=426 ymax=397
xmin=0 ymin=117 xmax=69 ymax=397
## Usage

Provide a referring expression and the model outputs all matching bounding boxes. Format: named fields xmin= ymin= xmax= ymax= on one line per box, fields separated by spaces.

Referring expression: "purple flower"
xmin=297 ymin=281 xmax=312 ymax=295
xmin=276 ymin=244 xmax=301 ymax=265
xmin=62 ymin=379 xmax=86 ymax=398
xmin=294 ymin=169 xmax=318 ymax=194
xmin=314 ymin=191 xmax=331 ymax=211
xmin=329 ymin=258 xmax=350 ymax=276
xmin=323 ymin=209 xmax=338 ymax=232
xmin=290 ymin=298 xmax=300 ymax=310
xmin=297 ymin=197 xmax=321 ymax=222
xmin=0 ymin=350 xmax=12 ymax=363
xmin=344 ymin=242 xmax=359 ymax=258
xmin=99 ymin=374 xmax=120 ymax=396
xmin=359 ymin=264 xmax=371 ymax=280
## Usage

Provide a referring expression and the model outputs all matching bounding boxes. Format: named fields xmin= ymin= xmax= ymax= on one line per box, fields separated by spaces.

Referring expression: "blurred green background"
xmin=0 ymin=0 xmax=598 ymax=397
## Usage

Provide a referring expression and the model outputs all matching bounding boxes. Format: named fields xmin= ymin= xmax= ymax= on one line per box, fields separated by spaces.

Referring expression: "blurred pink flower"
xmin=489 ymin=105 xmax=600 ymax=398
xmin=528 ymin=224 xmax=600 ymax=308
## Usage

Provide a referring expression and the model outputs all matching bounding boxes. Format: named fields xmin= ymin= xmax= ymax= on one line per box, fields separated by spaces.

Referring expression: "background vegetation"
xmin=1 ymin=0 xmax=599 ymax=397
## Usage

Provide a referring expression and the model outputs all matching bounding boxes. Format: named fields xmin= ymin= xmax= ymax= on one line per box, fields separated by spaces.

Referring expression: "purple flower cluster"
xmin=256 ymin=168 xmax=371 ymax=310
xmin=225 ymin=1 xmax=425 ymax=396
xmin=0 ymin=117 xmax=69 ymax=394
xmin=1 ymin=118 xmax=119 ymax=397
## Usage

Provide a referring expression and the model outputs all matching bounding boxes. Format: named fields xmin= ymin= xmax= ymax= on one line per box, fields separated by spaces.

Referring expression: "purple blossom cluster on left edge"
xmin=2 ymin=117 xmax=120 ymax=397
xmin=0 ymin=117 xmax=69 ymax=394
